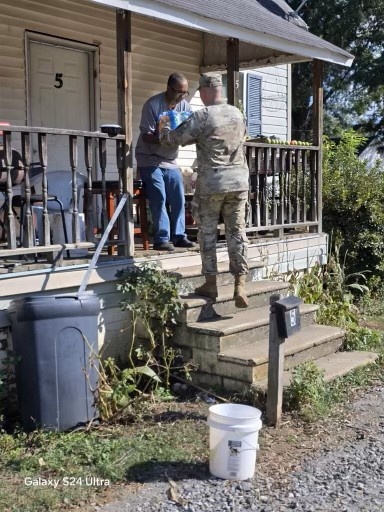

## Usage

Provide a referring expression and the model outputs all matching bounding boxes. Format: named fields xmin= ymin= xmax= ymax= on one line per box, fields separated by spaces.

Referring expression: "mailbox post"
xmin=266 ymin=294 xmax=302 ymax=427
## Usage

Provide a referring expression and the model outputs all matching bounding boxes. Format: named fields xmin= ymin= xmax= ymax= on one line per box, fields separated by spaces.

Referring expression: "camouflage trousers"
xmin=192 ymin=191 xmax=249 ymax=275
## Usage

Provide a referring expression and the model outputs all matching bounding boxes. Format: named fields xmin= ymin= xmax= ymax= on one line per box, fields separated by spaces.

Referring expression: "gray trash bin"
xmin=8 ymin=294 xmax=100 ymax=432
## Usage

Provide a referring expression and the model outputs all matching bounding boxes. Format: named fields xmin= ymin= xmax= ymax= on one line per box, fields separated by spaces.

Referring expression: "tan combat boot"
xmin=234 ymin=275 xmax=249 ymax=308
xmin=194 ymin=275 xmax=218 ymax=299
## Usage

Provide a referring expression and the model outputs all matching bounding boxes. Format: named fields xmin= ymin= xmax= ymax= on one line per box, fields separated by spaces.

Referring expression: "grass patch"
xmin=0 ymin=406 xmax=209 ymax=512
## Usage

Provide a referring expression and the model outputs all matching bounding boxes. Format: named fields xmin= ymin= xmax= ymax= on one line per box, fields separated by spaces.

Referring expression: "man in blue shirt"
xmin=135 ymin=73 xmax=196 ymax=251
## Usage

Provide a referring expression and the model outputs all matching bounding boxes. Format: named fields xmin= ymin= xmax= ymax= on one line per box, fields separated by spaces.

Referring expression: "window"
xmin=246 ymin=73 xmax=262 ymax=137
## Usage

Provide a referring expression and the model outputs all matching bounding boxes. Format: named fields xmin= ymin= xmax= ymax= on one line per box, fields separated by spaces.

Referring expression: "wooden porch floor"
xmin=0 ymin=236 xmax=201 ymax=275
xmin=0 ymin=227 xmax=308 ymax=276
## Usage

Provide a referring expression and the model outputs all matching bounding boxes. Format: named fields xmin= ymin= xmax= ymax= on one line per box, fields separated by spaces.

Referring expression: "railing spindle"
xmin=116 ymin=139 xmax=125 ymax=248
xmin=286 ymin=149 xmax=293 ymax=224
xmin=98 ymin=138 xmax=108 ymax=231
xmin=38 ymin=133 xmax=50 ymax=246
xmin=117 ymin=140 xmax=124 ymax=196
xmin=271 ymin=147 xmax=277 ymax=225
xmin=84 ymin=137 xmax=95 ymax=242
xmin=302 ymin=149 xmax=307 ymax=222
xmin=262 ymin=147 xmax=269 ymax=226
xmin=310 ymin=149 xmax=317 ymax=222
xmin=294 ymin=149 xmax=300 ymax=223
xmin=246 ymin=147 xmax=254 ymax=228
xmin=21 ymin=132 xmax=34 ymax=247
xmin=278 ymin=148 xmax=285 ymax=226
xmin=69 ymin=135 xmax=80 ymax=243
xmin=254 ymin=147 xmax=261 ymax=226
xmin=3 ymin=131 xmax=17 ymax=248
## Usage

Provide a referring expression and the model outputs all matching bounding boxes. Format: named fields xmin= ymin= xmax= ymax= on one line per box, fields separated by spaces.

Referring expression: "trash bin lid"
xmin=8 ymin=294 xmax=100 ymax=321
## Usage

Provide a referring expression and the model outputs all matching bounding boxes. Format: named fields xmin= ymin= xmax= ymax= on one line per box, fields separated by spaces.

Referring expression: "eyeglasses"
xmin=169 ymin=85 xmax=189 ymax=98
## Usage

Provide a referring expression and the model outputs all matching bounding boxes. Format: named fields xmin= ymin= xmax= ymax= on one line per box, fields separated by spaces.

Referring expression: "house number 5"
xmin=54 ymin=73 xmax=63 ymax=89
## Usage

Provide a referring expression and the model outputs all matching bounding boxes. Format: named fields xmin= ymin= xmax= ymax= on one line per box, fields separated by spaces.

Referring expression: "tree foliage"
xmin=288 ymin=0 xmax=384 ymax=140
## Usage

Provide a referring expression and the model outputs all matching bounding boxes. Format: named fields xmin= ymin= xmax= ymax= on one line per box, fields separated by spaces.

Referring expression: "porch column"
xmin=226 ymin=38 xmax=240 ymax=107
xmin=116 ymin=9 xmax=134 ymax=256
xmin=312 ymin=59 xmax=323 ymax=234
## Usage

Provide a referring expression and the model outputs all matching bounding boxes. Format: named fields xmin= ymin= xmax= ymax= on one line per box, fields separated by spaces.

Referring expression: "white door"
xmin=29 ymin=41 xmax=93 ymax=173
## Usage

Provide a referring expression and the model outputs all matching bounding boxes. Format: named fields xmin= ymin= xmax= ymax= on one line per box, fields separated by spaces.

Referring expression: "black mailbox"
xmin=274 ymin=296 xmax=302 ymax=338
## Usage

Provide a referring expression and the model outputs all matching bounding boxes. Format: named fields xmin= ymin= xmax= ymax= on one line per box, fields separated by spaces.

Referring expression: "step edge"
xmin=314 ymin=350 xmax=379 ymax=382
xmin=169 ymin=259 xmax=265 ymax=278
xmin=187 ymin=303 xmax=320 ymax=336
xmin=218 ymin=325 xmax=346 ymax=365
xmin=253 ymin=350 xmax=379 ymax=389
xmin=179 ymin=280 xmax=291 ymax=308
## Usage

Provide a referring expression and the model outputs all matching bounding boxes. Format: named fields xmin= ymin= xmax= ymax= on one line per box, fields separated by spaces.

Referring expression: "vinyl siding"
xmin=0 ymin=0 xmax=203 ymax=175
xmin=243 ymin=64 xmax=290 ymax=141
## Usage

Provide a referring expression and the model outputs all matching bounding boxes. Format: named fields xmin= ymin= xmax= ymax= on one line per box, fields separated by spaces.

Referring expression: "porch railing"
xmin=244 ymin=142 xmax=322 ymax=237
xmin=0 ymin=129 xmax=322 ymax=263
xmin=0 ymin=126 xmax=127 ymax=259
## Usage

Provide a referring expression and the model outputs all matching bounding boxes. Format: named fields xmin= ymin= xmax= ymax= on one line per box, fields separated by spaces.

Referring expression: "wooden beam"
xmin=311 ymin=59 xmax=323 ymax=234
xmin=226 ymin=38 xmax=240 ymax=107
xmin=266 ymin=294 xmax=284 ymax=427
xmin=116 ymin=9 xmax=134 ymax=257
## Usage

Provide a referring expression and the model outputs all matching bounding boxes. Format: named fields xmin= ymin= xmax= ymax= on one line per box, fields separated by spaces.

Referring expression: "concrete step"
xmin=169 ymin=260 xmax=265 ymax=294
xmin=219 ymin=324 xmax=345 ymax=382
xmin=177 ymin=280 xmax=290 ymax=323
xmin=177 ymin=303 xmax=319 ymax=352
xmin=254 ymin=350 xmax=379 ymax=390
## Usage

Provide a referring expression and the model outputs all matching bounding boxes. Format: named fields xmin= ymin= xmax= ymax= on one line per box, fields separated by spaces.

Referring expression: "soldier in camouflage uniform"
xmin=160 ymin=73 xmax=250 ymax=308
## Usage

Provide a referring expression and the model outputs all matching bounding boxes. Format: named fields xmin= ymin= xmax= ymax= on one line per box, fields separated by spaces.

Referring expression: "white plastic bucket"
xmin=207 ymin=403 xmax=262 ymax=480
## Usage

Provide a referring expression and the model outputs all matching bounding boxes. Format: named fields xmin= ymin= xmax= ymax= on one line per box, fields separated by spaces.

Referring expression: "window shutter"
xmin=246 ymin=74 xmax=262 ymax=137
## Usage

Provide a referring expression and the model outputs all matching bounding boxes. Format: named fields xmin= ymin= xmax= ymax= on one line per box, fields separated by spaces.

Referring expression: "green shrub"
xmin=287 ymin=245 xmax=368 ymax=329
xmin=323 ymin=131 xmax=384 ymax=281
xmin=343 ymin=326 xmax=384 ymax=353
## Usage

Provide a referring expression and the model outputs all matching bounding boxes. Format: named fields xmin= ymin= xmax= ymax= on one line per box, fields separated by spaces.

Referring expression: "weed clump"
xmin=94 ymin=262 xmax=193 ymax=421
xmin=285 ymin=361 xmax=328 ymax=420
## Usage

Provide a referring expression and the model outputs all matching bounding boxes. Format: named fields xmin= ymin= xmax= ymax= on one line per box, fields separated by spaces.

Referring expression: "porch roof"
xmin=89 ymin=0 xmax=354 ymax=67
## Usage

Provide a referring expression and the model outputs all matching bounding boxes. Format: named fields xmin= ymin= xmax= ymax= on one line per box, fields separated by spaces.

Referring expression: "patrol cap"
xmin=198 ymin=74 xmax=222 ymax=89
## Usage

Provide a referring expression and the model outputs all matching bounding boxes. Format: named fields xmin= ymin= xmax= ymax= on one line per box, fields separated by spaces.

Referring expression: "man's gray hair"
xmin=168 ymin=73 xmax=187 ymax=88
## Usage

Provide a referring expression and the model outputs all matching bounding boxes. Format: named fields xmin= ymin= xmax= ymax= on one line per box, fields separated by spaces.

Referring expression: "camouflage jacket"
xmin=160 ymin=102 xmax=249 ymax=195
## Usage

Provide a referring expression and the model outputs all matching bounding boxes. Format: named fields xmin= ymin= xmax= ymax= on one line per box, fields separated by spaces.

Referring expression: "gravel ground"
xmin=95 ymin=385 xmax=384 ymax=512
